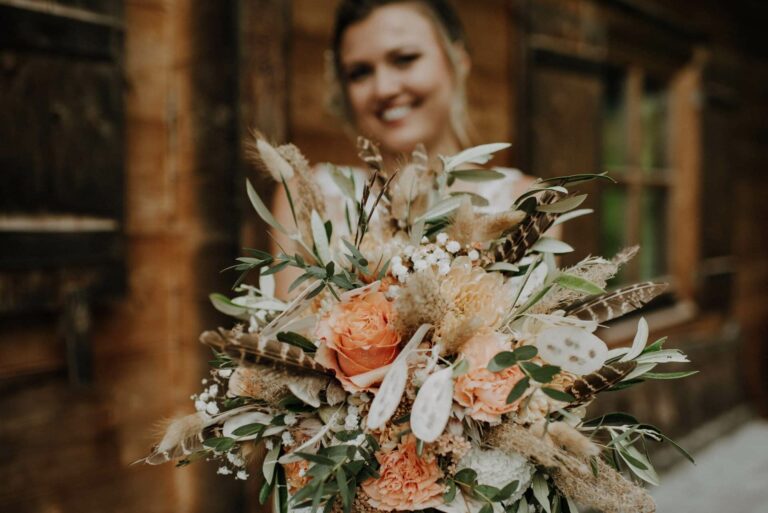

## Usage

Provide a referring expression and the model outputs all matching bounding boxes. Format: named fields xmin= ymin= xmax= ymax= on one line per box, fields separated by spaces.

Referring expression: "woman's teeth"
xmin=381 ymin=105 xmax=412 ymax=122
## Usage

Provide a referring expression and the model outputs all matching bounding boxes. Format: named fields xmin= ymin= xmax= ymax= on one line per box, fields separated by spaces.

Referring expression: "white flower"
xmin=208 ymin=384 xmax=219 ymax=396
xmin=421 ymin=236 xmax=429 ymax=243
xmin=403 ymin=245 xmax=415 ymax=256
xmin=426 ymin=253 xmax=438 ymax=265
xmin=236 ymin=470 xmax=249 ymax=480
xmin=217 ymin=466 xmax=232 ymax=475
xmin=265 ymin=439 xmax=274 ymax=451
xmin=284 ymin=413 xmax=298 ymax=426
xmin=457 ymin=447 xmax=534 ymax=503
xmin=413 ymin=260 xmax=429 ymax=271
xmin=391 ymin=255 xmax=402 ymax=266
xmin=282 ymin=431 xmax=295 ymax=446
xmin=446 ymin=240 xmax=461 ymax=253
xmin=437 ymin=232 xmax=449 ymax=245
xmin=438 ymin=262 xmax=451 ymax=275
xmin=218 ymin=368 xmax=233 ymax=379
xmin=468 ymin=250 xmax=479 ymax=261
xmin=205 ymin=402 xmax=220 ymax=416
xmin=194 ymin=400 xmax=206 ymax=412
xmin=227 ymin=452 xmax=246 ymax=467
xmin=201 ymin=378 xmax=208 ymax=385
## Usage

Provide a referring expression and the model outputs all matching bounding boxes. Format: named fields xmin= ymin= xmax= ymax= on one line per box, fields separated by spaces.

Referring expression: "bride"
xmin=271 ymin=0 xmax=538 ymax=297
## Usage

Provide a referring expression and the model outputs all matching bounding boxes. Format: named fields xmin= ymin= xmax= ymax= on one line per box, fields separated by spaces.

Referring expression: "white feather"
xmin=411 ymin=367 xmax=454 ymax=442
xmin=367 ymin=324 xmax=431 ymax=429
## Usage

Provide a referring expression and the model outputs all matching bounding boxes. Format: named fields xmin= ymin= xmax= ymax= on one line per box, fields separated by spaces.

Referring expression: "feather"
xmin=410 ymin=367 xmax=454 ymax=442
xmin=565 ymin=360 xmax=637 ymax=403
xmin=259 ymin=280 xmax=320 ymax=340
xmin=565 ymin=282 xmax=668 ymax=323
xmin=483 ymin=191 xmax=560 ymax=265
xmin=201 ymin=329 xmax=328 ymax=374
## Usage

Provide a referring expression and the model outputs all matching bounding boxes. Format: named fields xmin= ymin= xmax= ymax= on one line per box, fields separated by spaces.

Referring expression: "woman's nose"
xmin=372 ymin=67 xmax=401 ymax=99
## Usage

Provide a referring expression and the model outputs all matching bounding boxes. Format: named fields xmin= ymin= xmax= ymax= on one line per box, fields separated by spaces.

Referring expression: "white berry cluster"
xmin=390 ymin=232 xmax=480 ymax=283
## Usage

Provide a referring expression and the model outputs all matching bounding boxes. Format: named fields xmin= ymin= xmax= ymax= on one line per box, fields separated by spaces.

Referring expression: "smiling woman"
xmin=270 ymin=0 xmax=537 ymax=298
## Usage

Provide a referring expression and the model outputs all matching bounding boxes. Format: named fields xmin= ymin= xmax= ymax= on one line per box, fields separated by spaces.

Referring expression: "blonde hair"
xmin=326 ymin=0 xmax=475 ymax=149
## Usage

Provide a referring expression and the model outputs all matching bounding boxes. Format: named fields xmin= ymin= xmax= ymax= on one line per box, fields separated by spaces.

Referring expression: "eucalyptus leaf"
xmin=532 ymin=237 xmax=574 ymax=254
xmin=554 ymin=273 xmax=605 ymax=295
xmin=330 ymin=166 xmax=357 ymax=200
xmin=488 ymin=351 xmax=518 ymax=372
xmin=443 ymin=142 xmax=511 ymax=171
xmin=449 ymin=168 xmax=506 ymax=182
xmin=541 ymin=387 xmax=576 ymax=402
xmin=506 ymin=376 xmax=530 ymax=404
xmin=247 ymin=179 xmax=287 ymax=234
xmin=263 ymin=442 xmax=281 ymax=483
xmin=276 ymin=331 xmax=317 ymax=353
xmin=520 ymin=362 xmax=561 ymax=383
xmin=414 ymin=195 xmax=464 ymax=223
xmin=513 ymin=345 xmax=538 ymax=361
xmin=532 ymin=473 xmax=552 ymax=513
xmin=311 ymin=210 xmax=332 ymax=265
xmin=643 ymin=370 xmax=699 ymax=380
xmin=485 ymin=262 xmax=520 ymax=273
xmin=209 ymin=293 xmax=249 ymax=318
xmin=552 ymin=208 xmax=593 ymax=227
xmin=449 ymin=191 xmax=490 ymax=207
xmin=536 ymin=194 xmax=587 ymax=213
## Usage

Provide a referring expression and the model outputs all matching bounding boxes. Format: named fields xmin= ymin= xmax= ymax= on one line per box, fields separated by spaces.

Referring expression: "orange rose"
xmin=315 ymin=288 xmax=401 ymax=392
xmin=454 ymin=330 xmax=526 ymax=423
xmin=284 ymin=459 xmax=311 ymax=494
xmin=362 ymin=436 xmax=444 ymax=511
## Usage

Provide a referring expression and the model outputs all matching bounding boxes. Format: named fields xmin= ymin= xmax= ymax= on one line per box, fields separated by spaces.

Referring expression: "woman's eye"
xmin=393 ymin=53 xmax=420 ymax=67
xmin=346 ymin=65 xmax=372 ymax=82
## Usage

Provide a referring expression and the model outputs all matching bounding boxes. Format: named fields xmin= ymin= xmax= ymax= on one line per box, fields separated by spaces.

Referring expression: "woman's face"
xmin=339 ymin=4 xmax=462 ymax=155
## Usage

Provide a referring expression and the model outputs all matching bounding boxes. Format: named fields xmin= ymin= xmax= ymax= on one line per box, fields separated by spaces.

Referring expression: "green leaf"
xmin=295 ymin=452 xmax=335 ymax=466
xmin=520 ymin=362 xmax=561 ymax=383
xmin=449 ymin=191 xmax=490 ymax=207
xmin=565 ymin=496 xmax=580 ymax=513
xmin=532 ymin=473 xmax=552 ymax=513
xmin=485 ymin=262 xmax=520 ymax=273
xmin=454 ymin=468 xmax=478 ymax=484
xmin=479 ymin=504 xmax=493 ymax=513
xmin=659 ymin=432 xmax=695 ymax=464
xmin=259 ymin=478 xmax=274 ymax=505
xmin=513 ymin=345 xmax=538 ymax=361
xmin=336 ymin=467 xmax=351 ymax=513
xmin=496 ymin=480 xmax=519 ymax=501
xmin=537 ymin=172 xmax=615 ymax=186
xmin=209 ymin=293 xmax=249 ymax=318
xmin=263 ymin=442 xmax=281 ymax=483
xmin=488 ymin=351 xmax=518 ymax=372
xmin=330 ymin=166 xmax=357 ymax=200
xmin=247 ymin=178 xmax=287 ymax=234
xmin=203 ymin=436 xmax=235 ymax=452
xmin=554 ymin=273 xmax=605 ymax=295
xmin=475 ymin=484 xmax=501 ymax=501
xmin=452 ymin=358 xmax=470 ymax=377
xmin=442 ymin=143 xmax=511 ymax=171
xmin=582 ymin=412 xmax=639 ymax=427
xmin=414 ymin=195 xmax=464 ymax=223
xmin=643 ymin=370 xmax=699 ymax=380
xmin=506 ymin=376 xmax=530 ymax=404
xmin=552 ymin=208 xmax=593 ymax=227
xmin=262 ymin=260 xmax=290 ymax=276
xmin=606 ymin=378 xmax=644 ymax=391
xmin=449 ymin=168 xmax=506 ymax=182
xmin=232 ymin=423 xmax=266 ymax=437
xmin=641 ymin=336 xmax=668 ymax=354
xmin=277 ymin=331 xmax=317 ymax=353
xmin=541 ymin=387 xmax=576 ymax=403
xmin=536 ymin=194 xmax=587 ymax=213
xmin=444 ymin=479 xmax=457 ymax=503
xmin=531 ymin=237 xmax=574 ymax=254
xmin=311 ymin=210 xmax=332 ymax=265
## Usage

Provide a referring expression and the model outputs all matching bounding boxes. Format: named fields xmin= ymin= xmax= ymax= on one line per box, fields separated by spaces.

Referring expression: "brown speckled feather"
xmin=566 ymin=360 xmax=637 ymax=403
xmin=565 ymin=282 xmax=668 ymax=323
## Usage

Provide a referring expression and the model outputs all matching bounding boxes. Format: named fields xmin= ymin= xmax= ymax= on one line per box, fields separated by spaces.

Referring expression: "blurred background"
xmin=1 ymin=0 xmax=767 ymax=512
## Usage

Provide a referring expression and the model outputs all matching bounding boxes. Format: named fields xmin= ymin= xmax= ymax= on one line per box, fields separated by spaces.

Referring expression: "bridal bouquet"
xmin=143 ymin=137 xmax=694 ymax=513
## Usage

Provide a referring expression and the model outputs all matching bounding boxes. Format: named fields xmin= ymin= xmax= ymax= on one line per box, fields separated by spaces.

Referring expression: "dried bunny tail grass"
xmin=546 ymin=421 xmax=600 ymax=459
xmin=446 ymin=196 xmax=476 ymax=245
xmin=447 ymin=200 xmax=525 ymax=247
xmin=552 ymin=459 xmax=656 ymax=513
xmin=436 ymin=315 xmax=483 ymax=355
xmin=246 ymin=134 xmax=295 ymax=181
xmin=528 ymin=246 xmax=640 ymax=314
xmin=488 ymin=423 xmax=655 ymax=513
xmin=394 ymin=269 xmax=448 ymax=336
xmin=274 ymin=143 xmax=327 ymax=245
xmin=476 ymin=210 xmax=526 ymax=241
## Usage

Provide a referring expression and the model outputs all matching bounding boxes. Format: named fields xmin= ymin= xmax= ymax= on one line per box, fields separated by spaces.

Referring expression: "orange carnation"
xmin=315 ymin=289 xmax=401 ymax=392
xmin=454 ymin=330 xmax=526 ymax=423
xmin=362 ymin=436 xmax=444 ymax=511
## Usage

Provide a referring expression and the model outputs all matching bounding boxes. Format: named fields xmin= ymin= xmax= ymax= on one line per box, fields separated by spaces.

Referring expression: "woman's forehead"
xmin=340 ymin=4 xmax=440 ymax=63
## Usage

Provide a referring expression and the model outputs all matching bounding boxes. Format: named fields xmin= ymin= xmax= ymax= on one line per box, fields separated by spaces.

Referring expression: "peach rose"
xmin=454 ymin=330 xmax=526 ymax=423
xmin=283 ymin=459 xmax=311 ymax=494
xmin=315 ymin=289 xmax=401 ymax=392
xmin=362 ymin=436 xmax=444 ymax=511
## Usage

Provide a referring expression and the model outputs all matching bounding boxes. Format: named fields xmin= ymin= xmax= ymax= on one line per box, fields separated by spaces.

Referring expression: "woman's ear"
xmin=455 ymin=43 xmax=471 ymax=81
